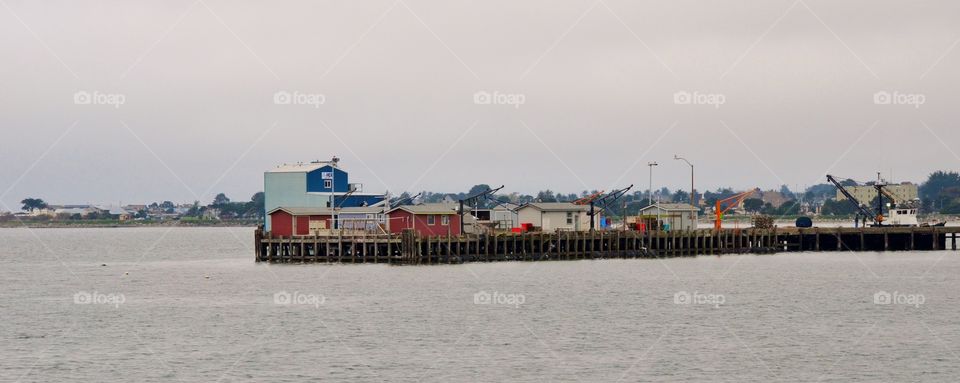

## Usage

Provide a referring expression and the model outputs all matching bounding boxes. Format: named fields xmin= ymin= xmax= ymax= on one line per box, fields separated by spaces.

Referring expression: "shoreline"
xmin=0 ymin=220 xmax=259 ymax=229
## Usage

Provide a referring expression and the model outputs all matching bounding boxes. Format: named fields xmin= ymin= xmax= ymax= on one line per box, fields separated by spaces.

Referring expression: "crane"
xmin=588 ymin=185 xmax=634 ymax=231
xmin=387 ymin=192 xmax=422 ymax=207
xmin=458 ymin=185 xmax=505 ymax=234
xmin=714 ymin=189 xmax=757 ymax=229
xmin=826 ymin=175 xmax=882 ymax=226
xmin=573 ymin=190 xmax=604 ymax=205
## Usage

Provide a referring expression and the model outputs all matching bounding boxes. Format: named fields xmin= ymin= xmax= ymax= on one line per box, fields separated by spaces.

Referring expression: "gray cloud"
xmin=1 ymin=0 xmax=959 ymax=208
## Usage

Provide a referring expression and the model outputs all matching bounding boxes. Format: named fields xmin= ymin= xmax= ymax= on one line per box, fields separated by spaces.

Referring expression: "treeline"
xmin=407 ymin=170 xmax=960 ymax=217
xmin=183 ymin=192 xmax=265 ymax=219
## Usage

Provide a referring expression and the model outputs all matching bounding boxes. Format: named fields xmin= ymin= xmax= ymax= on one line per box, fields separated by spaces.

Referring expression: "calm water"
xmin=2 ymin=227 xmax=959 ymax=382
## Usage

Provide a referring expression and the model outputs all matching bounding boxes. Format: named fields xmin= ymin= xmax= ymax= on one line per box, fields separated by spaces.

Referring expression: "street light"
xmin=647 ymin=162 xmax=658 ymax=206
xmin=674 ymin=155 xmax=694 ymax=206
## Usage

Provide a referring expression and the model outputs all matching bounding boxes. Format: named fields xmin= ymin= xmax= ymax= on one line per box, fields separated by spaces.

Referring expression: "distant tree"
xmin=517 ymin=194 xmax=534 ymax=204
xmin=821 ymin=199 xmax=857 ymax=216
xmin=248 ymin=192 xmax=265 ymax=218
xmin=743 ymin=198 xmax=764 ymax=213
xmin=467 ymin=184 xmax=492 ymax=197
xmin=804 ymin=183 xmax=836 ymax=202
xmin=703 ymin=188 xmax=736 ymax=208
xmin=20 ymin=198 xmax=48 ymax=212
xmin=185 ymin=201 xmax=204 ymax=217
xmin=840 ymin=178 xmax=858 ymax=187
xmin=212 ymin=193 xmax=231 ymax=206
xmin=760 ymin=202 xmax=775 ymax=215
xmin=536 ymin=190 xmax=558 ymax=202
xmin=672 ymin=190 xmax=688 ymax=203
xmin=395 ymin=192 xmax=412 ymax=205
xmin=779 ymin=185 xmax=795 ymax=199
xmin=658 ymin=187 xmax=671 ymax=198
xmin=920 ymin=171 xmax=960 ymax=212
xmin=777 ymin=200 xmax=800 ymax=215
xmin=160 ymin=201 xmax=175 ymax=209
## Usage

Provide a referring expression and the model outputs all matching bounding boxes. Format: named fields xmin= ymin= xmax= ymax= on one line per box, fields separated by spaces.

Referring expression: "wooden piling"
xmin=254 ymin=226 xmax=960 ymax=265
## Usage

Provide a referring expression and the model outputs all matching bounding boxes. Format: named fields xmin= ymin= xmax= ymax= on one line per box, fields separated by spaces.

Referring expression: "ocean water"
xmin=1 ymin=227 xmax=959 ymax=382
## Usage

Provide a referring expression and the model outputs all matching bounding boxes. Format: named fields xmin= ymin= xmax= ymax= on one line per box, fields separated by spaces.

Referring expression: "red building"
xmin=387 ymin=204 xmax=461 ymax=236
xmin=267 ymin=206 xmax=386 ymax=236
xmin=267 ymin=207 xmax=333 ymax=237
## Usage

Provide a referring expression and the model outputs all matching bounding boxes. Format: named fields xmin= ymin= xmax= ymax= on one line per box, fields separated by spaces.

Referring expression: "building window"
xmin=441 ymin=215 xmax=449 ymax=225
xmin=324 ymin=179 xmax=332 ymax=189
xmin=427 ymin=215 xmax=435 ymax=225
xmin=566 ymin=212 xmax=573 ymax=224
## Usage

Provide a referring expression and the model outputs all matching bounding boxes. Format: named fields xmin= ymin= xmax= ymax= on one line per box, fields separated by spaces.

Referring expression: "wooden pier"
xmin=254 ymin=226 xmax=960 ymax=264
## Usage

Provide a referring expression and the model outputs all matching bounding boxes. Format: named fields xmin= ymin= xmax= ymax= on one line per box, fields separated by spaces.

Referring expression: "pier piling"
xmin=255 ymin=226 xmax=960 ymax=264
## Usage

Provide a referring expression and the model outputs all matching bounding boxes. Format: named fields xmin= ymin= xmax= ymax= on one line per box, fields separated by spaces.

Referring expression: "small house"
xmin=515 ymin=202 xmax=591 ymax=232
xmin=470 ymin=207 xmax=518 ymax=232
xmin=387 ymin=204 xmax=461 ymax=236
xmin=267 ymin=207 xmax=333 ymax=237
xmin=267 ymin=206 xmax=387 ymax=236
xmin=636 ymin=203 xmax=699 ymax=231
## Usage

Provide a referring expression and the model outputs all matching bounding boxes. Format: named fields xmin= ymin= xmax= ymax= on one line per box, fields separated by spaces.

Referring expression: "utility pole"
xmin=647 ymin=162 xmax=658 ymax=206
xmin=674 ymin=155 xmax=694 ymax=206
xmin=589 ymin=201 xmax=595 ymax=232
xmin=330 ymin=156 xmax=339 ymax=228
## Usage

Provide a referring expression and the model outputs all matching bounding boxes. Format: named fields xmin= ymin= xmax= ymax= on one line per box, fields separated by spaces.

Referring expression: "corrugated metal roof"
xmin=518 ymin=202 xmax=590 ymax=212
xmin=388 ymin=203 xmax=458 ymax=215
xmin=639 ymin=203 xmax=699 ymax=212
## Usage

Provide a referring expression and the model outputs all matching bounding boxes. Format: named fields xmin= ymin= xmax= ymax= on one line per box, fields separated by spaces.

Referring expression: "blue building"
xmin=263 ymin=157 xmax=385 ymax=230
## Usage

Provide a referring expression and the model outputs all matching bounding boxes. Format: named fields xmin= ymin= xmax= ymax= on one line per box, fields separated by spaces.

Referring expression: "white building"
xmin=515 ymin=202 xmax=592 ymax=231
xmin=471 ymin=207 xmax=518 ymax=230
xmin=836 ymin=183 xmax=918 ymax=204
xmin=636 ymin=203 xmax=699 ymax=231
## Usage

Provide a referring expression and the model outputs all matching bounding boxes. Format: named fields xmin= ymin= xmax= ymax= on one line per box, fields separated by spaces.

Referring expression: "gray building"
xmin=636 ymin=203 xmax=699 ymax=231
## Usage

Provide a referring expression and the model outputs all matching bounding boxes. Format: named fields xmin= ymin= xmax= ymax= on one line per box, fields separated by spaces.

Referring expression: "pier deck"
xmin=254 ymin=226 xmax=960 ymax=264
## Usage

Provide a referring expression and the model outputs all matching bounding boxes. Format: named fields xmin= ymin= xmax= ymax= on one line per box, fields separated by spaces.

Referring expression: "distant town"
xmin=4 ymin=167 xmax=960 ymax=228
xmin=3 ymin=193 xmax=265 ymax=225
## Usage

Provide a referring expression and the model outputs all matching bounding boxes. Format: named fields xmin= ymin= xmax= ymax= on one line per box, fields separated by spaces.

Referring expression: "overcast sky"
xmin=1 ymin=0 xmax=959 ymax=209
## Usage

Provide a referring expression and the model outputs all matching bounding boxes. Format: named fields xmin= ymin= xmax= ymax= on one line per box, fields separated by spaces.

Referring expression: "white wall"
xmin=517 ymin=208 xmax=589 ymax=231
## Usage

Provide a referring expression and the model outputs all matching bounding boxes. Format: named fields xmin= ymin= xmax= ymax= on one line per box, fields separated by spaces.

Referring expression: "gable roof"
xmin=517 ymin=202 xmax=590 ymax=212
xmin=387 ymin=203 xmax=458 ymax=215
xmin=639 ymin=203 xmax=699 ymax=212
